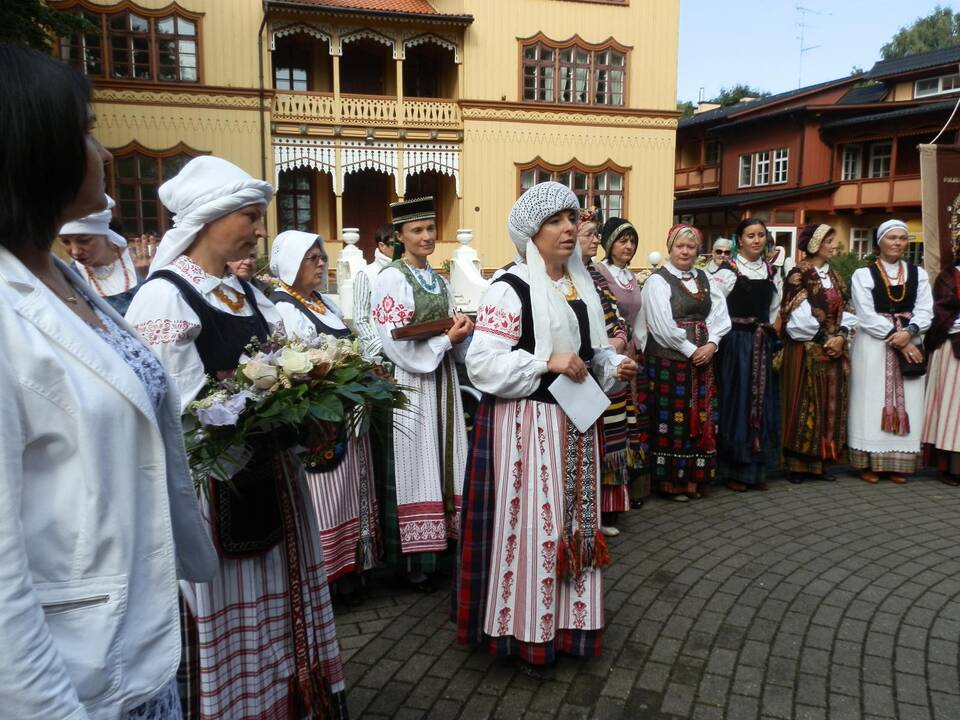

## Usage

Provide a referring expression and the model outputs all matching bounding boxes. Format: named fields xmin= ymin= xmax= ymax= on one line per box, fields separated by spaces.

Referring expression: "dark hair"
xmin=374 ymin=223 xmax=395 ymax=249
xmin=0 ymin=44 xmax=91 ymax=253
xmin=734 ymin=217 xmax=768 ymax=242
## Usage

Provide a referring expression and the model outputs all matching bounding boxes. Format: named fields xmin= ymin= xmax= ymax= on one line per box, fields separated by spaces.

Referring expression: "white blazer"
xmin=0 ymin=247 xmax=217 ymax=720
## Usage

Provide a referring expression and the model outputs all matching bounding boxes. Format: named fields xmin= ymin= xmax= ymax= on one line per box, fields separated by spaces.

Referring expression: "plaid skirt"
xmin=646 ymin=355 xmax=718 ymax=495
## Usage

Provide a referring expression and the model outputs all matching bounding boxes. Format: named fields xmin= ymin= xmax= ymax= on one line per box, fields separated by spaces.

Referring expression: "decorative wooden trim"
xmin=514 ymin=157 xmax=630 ymax=210
xmin=109 ymin=139 xmax=206 ymax=158
xmin=337 ymin=27 xmax=398 ymax=58
xmin=51 ymin=0 xmax=205 ymax=85
xmin=554 ymin=0 xmax=629 ymax=5
xmin=461 ymin=101 xmax=676 ymax=130
xmin=269 ymin=20 xmax=333 ymax=52
xmin=93 ymin=86 xmax=264 ymax=111
xmin=402 ymin=31 xmax=460 ymax=64
xmin=516 ymin=31 xmax=632 ymax=53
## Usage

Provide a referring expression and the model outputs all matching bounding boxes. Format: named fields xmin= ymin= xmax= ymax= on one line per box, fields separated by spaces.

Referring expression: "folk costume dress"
xmin=922 ymin=262 xmax=960 ymax=478
xmin=454 ymin=181 xmax=630 ymax=665
xmin=638 ymin=261 xmax=731 ymax=496
xmin=848 ymin=257 xmax=932 ymax=474
xmin=372 ymin=259 xmax=467 ymax=573
xmin=352 ymin=248 xmax=392 ymax=361
xmin=586 ymin=260 xmax=646 ymax=512
xmin=125 ymin=157 xmax=345 ymax=720
xmin=61 ymin=195 xmax=143 ymax=315
xmin=780 ymin=261 xmax=857 ymax=475
xmin=712 ymin=255 xmax=783 ymax=486
xmin=270 ymin=231 xmax=380 ymax=583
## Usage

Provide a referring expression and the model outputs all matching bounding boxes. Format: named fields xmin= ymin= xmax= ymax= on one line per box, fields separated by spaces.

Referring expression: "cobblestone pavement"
xmin=336 ymin=476 xmax=960 ymax=719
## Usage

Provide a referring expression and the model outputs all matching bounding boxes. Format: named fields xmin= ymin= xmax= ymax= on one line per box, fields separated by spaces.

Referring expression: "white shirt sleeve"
xmin=591 ymin=345 xmax=628 ymax=393
xmin=466 ymin=280 xmax=549 ymax=398
xmin=706 ymin=279 xmax=732 ymax=346
xmin=785 ymin=300 xmax=820 ymax=342
xmin=639 ymin=273 xmax=698 ymax=358
xmin=712 ymin=268 xmax=737 ymax=298
xmin=913 ymin=268 xmax=933 ymax=333
xmin=352 ymin=270 xmax=383 ymax=360
xmin=851 ymin=268 xmax=894 ymax=340
xmin=126 ymin=278 xmax=205 ymax=413
xmin=372 ymin=267 xmax=453 ymax=375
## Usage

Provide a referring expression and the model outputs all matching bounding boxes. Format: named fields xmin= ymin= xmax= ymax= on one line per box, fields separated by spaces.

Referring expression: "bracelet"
xmin=906 ymin=323 xmax=920 ymax=337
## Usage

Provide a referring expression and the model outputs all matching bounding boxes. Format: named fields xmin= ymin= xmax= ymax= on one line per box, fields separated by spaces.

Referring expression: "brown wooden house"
xmin=674 ymin=44 xmax=960 ymax=262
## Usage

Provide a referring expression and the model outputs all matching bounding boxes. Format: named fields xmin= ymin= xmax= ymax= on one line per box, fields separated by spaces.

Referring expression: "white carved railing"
xmin=403 ymin=99 xmax=462 ymax=127
xmin=272 ymin=92 xmax=336 ymax=123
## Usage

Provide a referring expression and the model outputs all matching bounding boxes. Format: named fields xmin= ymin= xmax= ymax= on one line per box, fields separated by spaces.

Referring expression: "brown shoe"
xmin=754 ymin=482 xmax=770 ymax=491
xmin=942 ymin=475 xmax=960 ymax=487
xmin=726 ymin=480 xmax=748 ymax=493
xmin=889 ymin=474 xmax=907 ymax=484
xmin=860 ymin=471 xmax=880 ymax=484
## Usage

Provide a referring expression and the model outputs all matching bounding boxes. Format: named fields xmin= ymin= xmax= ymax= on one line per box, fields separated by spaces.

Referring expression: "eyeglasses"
xmin=578 ymin=231 xmax=600 ymax=239
xmin=303 ymin=253 xmax=327 ymax=265
xmin=714 ymin=249 xmax=732 ymax=256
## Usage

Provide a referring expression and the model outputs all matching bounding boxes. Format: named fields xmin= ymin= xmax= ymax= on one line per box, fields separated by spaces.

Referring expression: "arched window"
xmin=518 ymin=159 xmax=627 ymax=220
xmin=520 ymin=34 xmax=628 ymax=106
xmin=52 ymin=1 xmax=201 ymax=83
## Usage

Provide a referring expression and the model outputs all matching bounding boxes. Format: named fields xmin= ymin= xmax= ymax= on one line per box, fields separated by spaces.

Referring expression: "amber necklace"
xmin=552 ymin=271 xmax=579 ymax=301
xmin=86 ymin=249 xmax=133 ymax=297
xmin=212 ymin=285 xmax=246 ymax=312
xmin=875 ymin=258 xmax=906 ymax=303
xmin=281 ymin=282 xmax=327 ymax=315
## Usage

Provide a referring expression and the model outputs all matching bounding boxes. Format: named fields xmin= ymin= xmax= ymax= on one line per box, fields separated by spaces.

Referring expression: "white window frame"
xmin=738 ymin=154 xmax=752 ymax=188
xmin=915 ymin=73 xmax=960 ymax=98
xmin=754 ymin=151 xmax=770 ymax=186
xmin=842 ymin=144 xmax=862 ymax=181
xmin=868 ymin=141 xmax=892 ymax=179
xmin=850 ymin=227 xmax=872 ymax=259
xmin=768 ymin=226 xmax=797 ymax=261
xmin=772 ymin=148 xmax=789 ymax=184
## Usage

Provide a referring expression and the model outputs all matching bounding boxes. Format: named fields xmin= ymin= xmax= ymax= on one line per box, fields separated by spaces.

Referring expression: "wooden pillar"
xmin=333 ymin=54 xmax=341 ymax=123
xmin=396 ymin=56 xmax=404 ymax=125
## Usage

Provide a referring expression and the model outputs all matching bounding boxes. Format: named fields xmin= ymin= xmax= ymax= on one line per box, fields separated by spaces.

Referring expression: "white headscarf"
xmin=712 ymin=237 xmax=732 ymax=251
xmin=876 ymin=219 xmax=909 ymax=245
xmin=59 ymin=194 xmax=127 ymax=248
xmin=507 ymin=182 xmax=610 ymax=361
xmin=149 ymin=156 xmax=273 ymax=275
xmin=270 ymin=230 xmax=322 ymax=286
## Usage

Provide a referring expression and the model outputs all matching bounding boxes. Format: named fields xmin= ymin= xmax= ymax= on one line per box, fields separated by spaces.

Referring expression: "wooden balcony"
xmin=272 ymin=91 xmax=462 ymax=129
xmin=831 ymin=174 xmax=921 ymax=209
xmin=675 ymin=164 xmax=720 ymax=193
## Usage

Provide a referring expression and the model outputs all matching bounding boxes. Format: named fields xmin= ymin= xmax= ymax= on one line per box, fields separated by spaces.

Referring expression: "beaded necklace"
xmin=403 ymin=259 xmax=441 ymax=293
xmin=280 ymin=282 xmax=327 ymax=315
xmin=875 ymin=258 xmax=906 ymax=303
xmin=212 ymin=285 xmax=246 ymax=312
xmin=86 ymin=249 xmax=133 ymax=297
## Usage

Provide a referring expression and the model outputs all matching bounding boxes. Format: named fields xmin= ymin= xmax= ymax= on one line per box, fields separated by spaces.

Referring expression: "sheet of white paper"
xmin=548 ymin=372 xmax=610 ymax=434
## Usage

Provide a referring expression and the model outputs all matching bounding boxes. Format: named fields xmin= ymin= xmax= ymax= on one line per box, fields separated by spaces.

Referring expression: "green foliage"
xmin=881 ymin=6 xmax=960 ymax=60
xmin=830 ymin=252 xmax=871 ymax=288
xmin=677 ymin=100 xmax=696 ymax=118
xmin=710 ymin=84 xmax=770 ymax=108
xmin=0 ymin=1 xmax=91 ymax=52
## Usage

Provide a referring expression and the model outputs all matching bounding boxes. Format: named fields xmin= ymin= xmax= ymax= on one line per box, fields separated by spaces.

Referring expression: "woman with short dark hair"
xmin=0 ymin=43 xmax=215 ymax=719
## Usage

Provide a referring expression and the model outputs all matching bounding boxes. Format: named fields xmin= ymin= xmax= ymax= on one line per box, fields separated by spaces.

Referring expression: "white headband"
xmin=876 ymin=219 xmax=908 ymax=244
xmin=149 ymin=156 xmax=273 ymax=276
xmin=59 ymin=194 xmax=127 ymax=248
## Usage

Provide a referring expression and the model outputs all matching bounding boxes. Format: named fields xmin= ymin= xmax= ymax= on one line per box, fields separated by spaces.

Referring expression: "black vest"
xmin=494 ymin=272 xmax=594 ymax=404
xmin=645 ymin=267 xmax=712 ymax=360
xmin=727 ymin=264 xmax=776 ymax=325
xmin=148 ymin=270 xmax=269 ymax=375
xmin=868 ymin=262 xmax=919 ymax=314
xmin=269 ymin=290 xmax=352 ymax=339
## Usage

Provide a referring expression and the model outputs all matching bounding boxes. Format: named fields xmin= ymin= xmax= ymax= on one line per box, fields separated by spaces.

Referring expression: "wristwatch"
xmin=906 ymin=323 xmax=920 ymax=337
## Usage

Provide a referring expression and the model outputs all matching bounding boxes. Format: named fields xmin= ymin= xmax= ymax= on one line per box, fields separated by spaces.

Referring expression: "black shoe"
xmin=515 ymin=659 xmax=555 ymax=680
xmin=788 ymin=472 xmax=805 ymax=485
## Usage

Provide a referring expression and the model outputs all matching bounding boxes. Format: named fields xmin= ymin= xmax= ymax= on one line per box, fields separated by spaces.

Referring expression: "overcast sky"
xmin=677 ymin=0 xmax=957 ymax=103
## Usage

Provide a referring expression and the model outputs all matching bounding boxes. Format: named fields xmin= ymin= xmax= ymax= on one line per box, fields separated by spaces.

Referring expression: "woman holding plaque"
xmin=371 ymin=197 xmax=472 ymax=590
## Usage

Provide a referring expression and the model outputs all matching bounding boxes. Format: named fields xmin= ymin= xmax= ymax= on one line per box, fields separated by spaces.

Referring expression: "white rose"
xmin=279 ymin=348 xmax=313 ymax=378
xmin=242 ymin=358 xmax=278 ymax=390
xmin=307 ymin=347 xmax=334 ymax=378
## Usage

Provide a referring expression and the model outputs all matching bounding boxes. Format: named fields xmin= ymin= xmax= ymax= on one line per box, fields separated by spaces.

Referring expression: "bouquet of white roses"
xmin=185 ymin=332 xmax=406 ymax=492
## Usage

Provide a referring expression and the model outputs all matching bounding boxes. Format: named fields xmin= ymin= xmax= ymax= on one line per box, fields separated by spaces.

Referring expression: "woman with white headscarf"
xmin=269 ymin=230 xmax=379 ymax=597
xmin=638 ymin=224 xmax=731 ymax=502
xmin=848 ymin=220 xmax=932 ymax=484
xmin=454 ymin=182 xmax=636 ymax=676
xmin=126 ymin=156 xmax=346 ymax=720
xmin=58 ymin=195 xmax=143 ymax=314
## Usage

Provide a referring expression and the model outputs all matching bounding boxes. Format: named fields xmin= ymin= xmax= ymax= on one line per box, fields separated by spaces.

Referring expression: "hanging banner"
xmin=920 ymin=143 xmax=960 ymax=277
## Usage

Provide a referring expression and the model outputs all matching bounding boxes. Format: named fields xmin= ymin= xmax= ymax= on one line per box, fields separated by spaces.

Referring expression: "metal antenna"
xmin=796 ymin=4 xmax=830 ymax=87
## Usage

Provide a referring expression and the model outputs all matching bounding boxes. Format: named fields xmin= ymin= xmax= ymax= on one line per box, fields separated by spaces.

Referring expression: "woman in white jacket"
xmin=0 ymin=44 xmax=216 ymax=720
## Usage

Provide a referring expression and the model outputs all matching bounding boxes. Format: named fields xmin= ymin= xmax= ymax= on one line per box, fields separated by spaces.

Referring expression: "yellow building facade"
xmin=51 ymin=0 xmax=679 ymax=268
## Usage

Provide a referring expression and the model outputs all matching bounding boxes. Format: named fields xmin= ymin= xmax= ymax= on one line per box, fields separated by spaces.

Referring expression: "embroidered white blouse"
xmin=784 ymin=264 xmax=858 ymax=342
xmin=125 ymin=255 xmax=283 ymax=412
xmin=467 ymin=263 xmax=626 ymax=398
xmin=352 ymin=249 xmax=392 ymax=360
xmin=851 ymin=260 xmax=933 ymax=340
xmin=712 ymin=254 xmax=784 ymax=323
xmin=637 ymin=261 xmax=732 ymax=357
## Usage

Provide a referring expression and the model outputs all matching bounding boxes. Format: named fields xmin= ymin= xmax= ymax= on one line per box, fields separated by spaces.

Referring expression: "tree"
xmin=0 ymin=0 xmax=89 ymax=53
xmin=710 ymin=84 xmax=770 ymax=108
xmin=677 ymin=100 xmax=696 ymax=118
xmin=881 ymin=6 xmax=960 ymax=60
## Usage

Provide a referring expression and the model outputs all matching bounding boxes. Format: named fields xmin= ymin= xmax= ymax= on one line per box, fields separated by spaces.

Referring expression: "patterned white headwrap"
xmin=59 ymin=194 xmax=127 ymax=248
xmin=149 ymin=156 xmax=273 ymax=276
xmin=876 ymin=219 xmax=909 ymax=245
xmin=270 ymin=230 xmax=323 ymax=286
xmin=506 ymin=181 xmax=609 ymax=361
